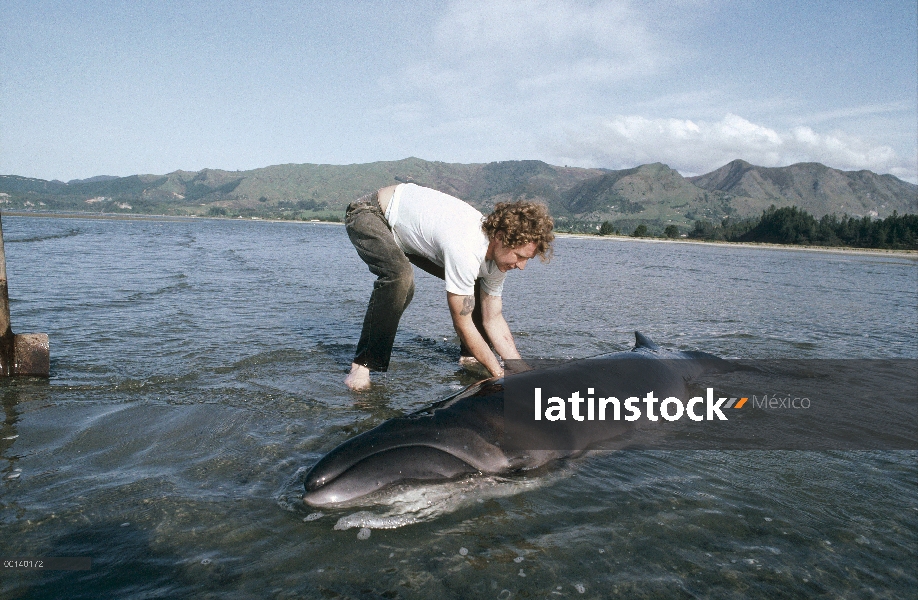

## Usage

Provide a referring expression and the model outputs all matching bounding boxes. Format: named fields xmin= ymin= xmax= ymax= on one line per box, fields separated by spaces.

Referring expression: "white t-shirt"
xmin=386 ymin=184 xmax=506 ymax=296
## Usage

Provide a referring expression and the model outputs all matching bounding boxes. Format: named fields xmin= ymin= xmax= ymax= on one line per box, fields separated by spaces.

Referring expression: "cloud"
xmin=798 ymin=102 xmax=913 ymax=126
xmin=554 ymin=114 xmax=916 ymax=181
xmin=435 ymin=0 xmax=657 ymax=83
xmin=391 ymin=0 xmax=664 ymax=115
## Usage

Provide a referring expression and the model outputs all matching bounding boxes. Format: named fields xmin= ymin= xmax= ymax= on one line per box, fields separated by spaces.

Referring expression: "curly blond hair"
xmin=481 ymin=200 xmax=554 ymax=261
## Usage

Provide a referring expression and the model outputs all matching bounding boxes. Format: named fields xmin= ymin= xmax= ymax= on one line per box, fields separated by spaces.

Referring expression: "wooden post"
xmin=0 ymin=212 xmax=49 ymax=376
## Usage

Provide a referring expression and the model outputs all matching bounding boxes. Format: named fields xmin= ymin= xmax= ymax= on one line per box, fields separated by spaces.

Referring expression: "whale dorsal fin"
xmin=633 ymin=331 xmax=660 ymax=351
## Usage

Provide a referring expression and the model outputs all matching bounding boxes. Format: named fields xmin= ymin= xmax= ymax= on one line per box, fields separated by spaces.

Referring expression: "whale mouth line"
xmin=305 ymin=443 xmax=473 ymax=489
xmin=303 ymin=445 xmax=480 ymax=506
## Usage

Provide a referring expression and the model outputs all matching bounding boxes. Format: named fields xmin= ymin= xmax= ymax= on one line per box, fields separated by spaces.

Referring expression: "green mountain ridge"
xmin=2 ymin=158 xmax=915 ymax=233
xmin=689 ymin=160 xmax=913 ymax=220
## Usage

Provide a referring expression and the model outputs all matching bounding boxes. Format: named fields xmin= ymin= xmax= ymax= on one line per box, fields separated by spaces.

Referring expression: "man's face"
xmin=490 ymin=238 xmax=538 ymax=272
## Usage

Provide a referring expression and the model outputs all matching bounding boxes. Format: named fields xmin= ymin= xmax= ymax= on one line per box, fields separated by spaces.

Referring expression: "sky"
xmin=2 ymin=0 xmax=916 ymax=183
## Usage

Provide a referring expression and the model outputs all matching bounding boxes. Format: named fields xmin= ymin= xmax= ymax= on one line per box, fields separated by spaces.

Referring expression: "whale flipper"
xmin=633 ymin=331 xmax=660 ymax=351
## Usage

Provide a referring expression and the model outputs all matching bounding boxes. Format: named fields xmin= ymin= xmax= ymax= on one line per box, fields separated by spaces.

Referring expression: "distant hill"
xmin=689 ymin=160 xmax=916 ymax=220
xmin=2 ymin=158 xmax=915 ymax=234
xmin=558 ymin=163 xmax=741 ymax=225
xmin=66 ymin=175 xmax=120 ymax=185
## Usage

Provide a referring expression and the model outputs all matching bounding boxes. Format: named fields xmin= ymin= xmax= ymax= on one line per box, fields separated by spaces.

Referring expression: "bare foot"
xmin=344 ymin=363 xmax=371 ymax=391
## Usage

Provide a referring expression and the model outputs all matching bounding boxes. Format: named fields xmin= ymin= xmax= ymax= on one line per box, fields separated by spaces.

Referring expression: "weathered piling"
xmin=0 ymin=212 xmax=50 ymax=376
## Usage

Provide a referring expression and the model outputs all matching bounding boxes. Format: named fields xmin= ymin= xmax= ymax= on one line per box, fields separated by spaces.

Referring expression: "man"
xmin=344 ymin=182 xmax=554 ymax=391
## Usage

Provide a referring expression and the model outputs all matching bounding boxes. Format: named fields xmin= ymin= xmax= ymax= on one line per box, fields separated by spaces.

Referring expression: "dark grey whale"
xmin=303 ymin=333 xmax=727 ymax=507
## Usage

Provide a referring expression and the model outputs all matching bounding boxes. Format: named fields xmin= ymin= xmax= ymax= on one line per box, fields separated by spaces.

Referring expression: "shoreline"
xmin=4 ymin=210 xmax=915 ymax=257
xmin=556 ymin=231 xmax=918 ymax=257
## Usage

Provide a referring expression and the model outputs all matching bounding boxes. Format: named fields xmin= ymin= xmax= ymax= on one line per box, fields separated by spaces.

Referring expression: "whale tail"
xmin=633 ymin=331 xmax=660 ymax=351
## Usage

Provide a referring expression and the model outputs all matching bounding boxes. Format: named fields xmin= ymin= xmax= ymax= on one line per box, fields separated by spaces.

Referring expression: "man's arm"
xmin=478 ymin=293 xmax=520 ymax=360
xmin=479 ymin=293 xmax=532 ymax=375
xmin=447 ymin=292 xmax=504 ymax=378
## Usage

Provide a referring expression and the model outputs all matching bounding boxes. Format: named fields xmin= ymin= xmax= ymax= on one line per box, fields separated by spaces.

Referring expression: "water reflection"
xmin=1 ymin=385 xmax=21 ymax=481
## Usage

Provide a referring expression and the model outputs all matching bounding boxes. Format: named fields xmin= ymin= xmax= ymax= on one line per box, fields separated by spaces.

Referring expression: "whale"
xmin=303 ymin=332 xmax=728 ymax=507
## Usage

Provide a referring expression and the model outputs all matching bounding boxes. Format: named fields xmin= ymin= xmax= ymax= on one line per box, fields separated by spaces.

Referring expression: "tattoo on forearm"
xmin=460 ymin=295 xmax=475 ymax=316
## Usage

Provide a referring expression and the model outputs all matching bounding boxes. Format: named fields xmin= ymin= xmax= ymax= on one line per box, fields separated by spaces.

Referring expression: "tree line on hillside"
xmin=596 ymin=221 xmax=685 ymax=239
xmin=205 ymin=198 xmax=338 ymax=221
xmin=687 ymin=206 xmax=918 ymax=250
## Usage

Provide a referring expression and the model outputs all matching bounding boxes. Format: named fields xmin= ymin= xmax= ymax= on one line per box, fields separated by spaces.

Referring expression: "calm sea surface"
xmin=1 ymin=215 xmax=916 ymax=599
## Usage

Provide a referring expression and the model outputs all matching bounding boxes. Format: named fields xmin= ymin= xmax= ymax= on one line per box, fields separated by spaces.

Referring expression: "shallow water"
xmin=1 ymin=216 xmax=916 ymax=598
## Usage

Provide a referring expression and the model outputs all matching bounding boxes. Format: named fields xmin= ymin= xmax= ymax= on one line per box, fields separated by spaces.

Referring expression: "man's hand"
xmin=502 ymin=359 xmax=532 ymax=375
